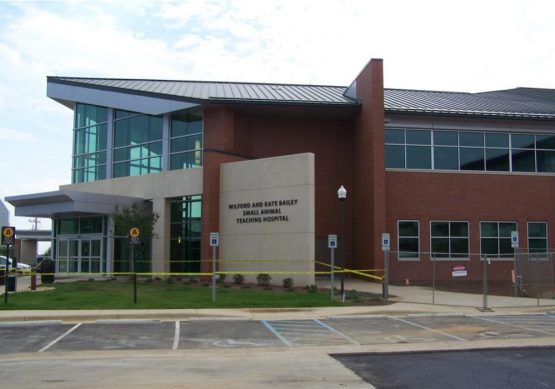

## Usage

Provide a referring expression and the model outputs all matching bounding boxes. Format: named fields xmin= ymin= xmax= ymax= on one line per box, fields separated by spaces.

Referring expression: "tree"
xmin=112 ymin=203 xmax=159 ymax=240
xmin=112 ymin=203 xmax=159 ymax=273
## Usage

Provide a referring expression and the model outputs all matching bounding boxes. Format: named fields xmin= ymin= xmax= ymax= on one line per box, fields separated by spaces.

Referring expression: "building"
xmin=5 ymin=59 xmax=555 ymax=284
xmin=0 ymin=200 xmax=8 ymax=227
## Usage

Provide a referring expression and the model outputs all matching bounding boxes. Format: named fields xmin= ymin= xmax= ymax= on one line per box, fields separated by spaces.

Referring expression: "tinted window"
xmin=460 ymin=132 xmax=483 ymax=147
xmin=406 ymin=146 xmax=431 ymax=169
xmin=485 ymin=133 xmax=509 ymax=148
xmin=434 ymin=147 xmax=458 ymax=170
xmin=385 ymin=129 xmax=404 ymax=144
xmin=460 ymin=148 xmax=484 ymax=170
xmin=385 ymin=145 xmax=405 ymax=168
xmin=406 ymin=130 xmax=431 ymax=145
xmin=434 ymin=131 xmax=458 ymax=146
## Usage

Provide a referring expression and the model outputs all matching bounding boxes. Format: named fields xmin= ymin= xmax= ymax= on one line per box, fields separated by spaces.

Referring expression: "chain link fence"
xmin=387 ymin=251 xmax=555 ymax=308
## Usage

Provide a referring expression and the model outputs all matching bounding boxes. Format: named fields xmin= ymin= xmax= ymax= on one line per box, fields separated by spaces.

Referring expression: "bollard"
xmin=31 ymin=273 xmax=37 ymax=291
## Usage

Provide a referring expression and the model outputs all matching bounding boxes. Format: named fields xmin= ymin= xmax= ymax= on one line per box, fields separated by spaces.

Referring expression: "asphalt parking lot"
xmin=334 ymin=347 xmax=555 ymax=389
xmin=0 ymin=313 xmax=554 ymax=354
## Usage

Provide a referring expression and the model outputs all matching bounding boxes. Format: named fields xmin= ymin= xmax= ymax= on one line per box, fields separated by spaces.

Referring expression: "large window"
xmin=398 ymin=221 xmax=419 ymax=259
xmin=528 ymin=222 xmax=548 ymax=253
xmin=56 ymin=216 xmax=104 ymax=235
xmin=430 ymin=221 xmax=469 ymax=258
xmin=385 ymin=129 xmax=555 ymax=173
xmin=72 ymin=103 xmax=108 ymax=183
xmin=170 ymin=195 xmax=202 ymax=273
xmin=480 ymin=222 xmax=517 ymax=259
xmin=170 ymin=113 xmax=203 ymax=170
xmin=113 ymin=110 xmax=163 ymax=178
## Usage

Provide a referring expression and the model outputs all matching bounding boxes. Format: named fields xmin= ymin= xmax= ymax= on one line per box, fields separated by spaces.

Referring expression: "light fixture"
xmin=337 ymin=185 xmax=347 ymax=200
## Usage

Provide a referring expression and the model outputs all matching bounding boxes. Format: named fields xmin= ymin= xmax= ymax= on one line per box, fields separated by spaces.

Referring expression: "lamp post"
xmin=337 ymin=185 xmax=347 ymax=300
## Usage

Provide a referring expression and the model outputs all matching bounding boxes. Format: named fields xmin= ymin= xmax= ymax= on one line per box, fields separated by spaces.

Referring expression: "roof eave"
xmin=385 ymin=108 xmax=555 ymax=121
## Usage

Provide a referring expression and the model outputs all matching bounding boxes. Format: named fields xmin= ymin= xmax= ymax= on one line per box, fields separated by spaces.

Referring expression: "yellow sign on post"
xmin=129 ymin=226 xmax=141 ymax=245
xmin=1 ymin=226 xmax=15 ymax=245
xmin=129 ymin=227 xmax=140 ymax=238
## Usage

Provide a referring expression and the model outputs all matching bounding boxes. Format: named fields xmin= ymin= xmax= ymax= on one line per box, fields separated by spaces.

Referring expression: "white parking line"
xmin=473 ymin=316 xmax=555 ymax=336
xmin=38 ymin=323 xmax=82 ymax=353
xmin=314 ymin=320 xmax=360 ymax=345
xmin=395 ymin=318 xmax=467 ymax=342
xmin=172 ymin=321 xmax=180 ymax=350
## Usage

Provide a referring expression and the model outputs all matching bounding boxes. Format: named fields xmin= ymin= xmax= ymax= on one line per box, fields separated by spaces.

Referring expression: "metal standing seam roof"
xmin=383 ymin=88 xmax=555 ymax=119
xmin=48 ymin=77 xmax=358 ymax=106
xmin=48 ymin=76 xmax=555 ymax=119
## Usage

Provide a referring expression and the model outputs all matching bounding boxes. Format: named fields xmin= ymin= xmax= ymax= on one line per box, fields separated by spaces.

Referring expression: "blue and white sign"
xmin=328 ymin=234 xmax=337 ymax=249
xmin=382 ymin=233 xmax=391 ymax=251
xmin=511 ymin=231 xmax=519 ymax=248
xmin=210 ymin=232 xmax=219 ymax=247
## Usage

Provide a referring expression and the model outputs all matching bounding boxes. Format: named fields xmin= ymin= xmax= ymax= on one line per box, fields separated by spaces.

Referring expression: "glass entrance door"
xmin=57 ymin=237 xmax=102 ymax=273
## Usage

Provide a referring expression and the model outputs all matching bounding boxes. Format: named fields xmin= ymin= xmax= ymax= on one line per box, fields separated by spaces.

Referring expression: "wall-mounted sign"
xmin=452 ymin=264 xmax=468 ymax=277
xmin=228 ymin=199 xmax=299 ymax=224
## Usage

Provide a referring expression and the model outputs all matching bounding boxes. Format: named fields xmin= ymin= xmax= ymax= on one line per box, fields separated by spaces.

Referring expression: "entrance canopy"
xmin=6 ymin=189 xmax=145 ymax=218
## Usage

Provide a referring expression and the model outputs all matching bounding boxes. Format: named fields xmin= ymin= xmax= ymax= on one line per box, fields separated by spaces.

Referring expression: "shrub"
xmin=233 ymin=273 xmax=244 ymax=285
xmin=282 ymin=277 xmax=294 ymax=290
xmin=306 ymin=284 xmax=318 ymax=293
xmin=347 ymin=289 xmax=361 ymax=302
xmin=165 ymin=278 xmax=175 ymax=284
xmin=217 ymin=274 xmax=226 ymax=283
xmin=256 ymin=273 xmax=271 ymax=286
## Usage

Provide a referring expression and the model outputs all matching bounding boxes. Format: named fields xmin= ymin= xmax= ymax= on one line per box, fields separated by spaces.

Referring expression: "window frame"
xmin=169 ymin=112 xmax=204 ymax=170
xmin=384 ymin=127 xmax=555 ymax=174
xmin=479 ymin=221 xmax=518 ymax=260
xmin=429 ymin=220 xmax=470 ymax=261
xmin=527 ymin=221 xmax=548 ymax=254
xmin=397 ymin=220 xmax=420 ymax=261
xmin=112 ymin=110 xmax=164 ymax=178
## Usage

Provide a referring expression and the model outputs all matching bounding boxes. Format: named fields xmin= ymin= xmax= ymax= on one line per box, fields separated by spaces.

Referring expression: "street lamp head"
xmin=337 ymin=185 xmax=347 ymax=200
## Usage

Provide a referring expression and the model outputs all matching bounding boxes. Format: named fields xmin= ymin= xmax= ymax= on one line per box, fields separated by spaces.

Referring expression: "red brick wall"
xmin=249 ymin=114 xmax=353 ymax=247
xmin=201 ymin=107 xmax=249 ymax=272
xmin=352 ymin=59 xmax=386 ymax=272
xmin=386 ymin=170 xmax=555 ymax=281
xmin=202 ymin=105 xmax=355 ymax=268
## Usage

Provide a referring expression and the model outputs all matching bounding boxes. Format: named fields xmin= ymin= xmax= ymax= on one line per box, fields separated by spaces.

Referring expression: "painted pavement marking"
xmin=38 ymin=323 xmax=82 ymax=353
xmin=172 ymin=321 xmax=180 ymax=350
xmin=395 ymin=318 xmax=467 ymax=342
xmin=261 ymin=320 xmax=292 ymax=347
xmin=262 ymin=319 xmax=356 ymax=347
xmin=472 ymin=315 xmax=555 ymax=336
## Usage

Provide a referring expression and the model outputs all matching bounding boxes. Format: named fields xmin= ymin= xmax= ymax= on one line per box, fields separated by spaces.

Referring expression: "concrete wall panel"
xmin=219 ymin=153 xmax=315 ymax=285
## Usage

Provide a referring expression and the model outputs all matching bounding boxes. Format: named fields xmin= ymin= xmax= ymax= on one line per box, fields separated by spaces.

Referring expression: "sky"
xmin=0 ymin=0 xmax=554 ymax=237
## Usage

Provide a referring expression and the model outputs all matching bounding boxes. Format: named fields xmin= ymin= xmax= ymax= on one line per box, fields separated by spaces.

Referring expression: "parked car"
xmin=0 ymin=256 xmax=32 ymax=274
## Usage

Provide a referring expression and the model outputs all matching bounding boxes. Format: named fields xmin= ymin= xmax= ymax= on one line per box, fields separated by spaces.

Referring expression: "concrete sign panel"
xmin=219 ymin=153 xmax=315 ymax=286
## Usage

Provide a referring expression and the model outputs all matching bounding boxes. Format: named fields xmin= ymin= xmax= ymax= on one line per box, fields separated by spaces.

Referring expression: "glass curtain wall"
xmin=113 ymin=110 xmax=163 ymax=177
xmin=170 ymin=195 xmax=202 ymax=273
xmin=170 ymin=113 xmax=203 ymax=170
xmin=72 ymin=104 xmax=108 ymax=183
